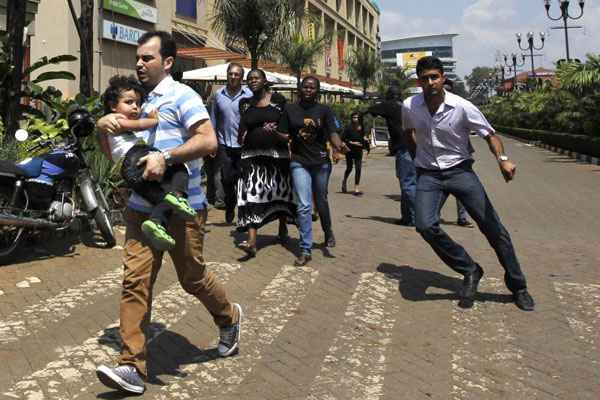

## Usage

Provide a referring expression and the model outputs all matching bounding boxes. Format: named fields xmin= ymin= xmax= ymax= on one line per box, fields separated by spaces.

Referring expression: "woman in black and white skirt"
xmin=236 ymin=69 xmax=295 ymax=258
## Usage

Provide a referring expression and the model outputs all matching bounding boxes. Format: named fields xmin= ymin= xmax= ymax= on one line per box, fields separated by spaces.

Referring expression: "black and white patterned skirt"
xmin=236 ymin=155 xmax=296 ymax=231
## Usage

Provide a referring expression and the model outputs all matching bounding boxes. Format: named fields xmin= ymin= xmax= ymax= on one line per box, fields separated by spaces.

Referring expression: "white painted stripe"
xmin=306 ymin=272 xmax=399 ymax=400
xmin=554 ymin=282 xmax=600 ymax=347
xmin=0 ymin=267 xmax=123 ymax=344
xmin=2 ymin=262 xmax=241 ymax=400
xmin=450 ymin=278 xmax=538 ymax=399
xmin=155 ymin=265 xmax=318 ymax=399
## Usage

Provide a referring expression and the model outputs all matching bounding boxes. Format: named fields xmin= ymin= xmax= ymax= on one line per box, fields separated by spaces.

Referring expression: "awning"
xmin=178 ymin=47 xmax=246 ymax=62
xmin=182 ymin=63 xmax=288 ymax=84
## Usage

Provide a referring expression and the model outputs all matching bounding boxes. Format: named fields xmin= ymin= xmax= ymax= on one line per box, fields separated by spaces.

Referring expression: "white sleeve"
xmin=463 ymin=100 xmax=495 ymax=138
xmin=401 ymin=103 xmax=414 ymax=130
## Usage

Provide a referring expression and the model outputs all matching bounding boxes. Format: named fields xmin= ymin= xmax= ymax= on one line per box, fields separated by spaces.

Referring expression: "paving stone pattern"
xmin=1 ymin=136 xmax=600 ymax=399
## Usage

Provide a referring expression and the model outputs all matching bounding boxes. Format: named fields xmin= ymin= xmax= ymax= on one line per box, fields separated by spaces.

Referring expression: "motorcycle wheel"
xmin=0 ymin=185 xmax=28 ymax=265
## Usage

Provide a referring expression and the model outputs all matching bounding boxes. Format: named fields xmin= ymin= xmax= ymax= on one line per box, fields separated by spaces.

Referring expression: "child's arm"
xmin=114 ymin=109 xmax=159 ymax=133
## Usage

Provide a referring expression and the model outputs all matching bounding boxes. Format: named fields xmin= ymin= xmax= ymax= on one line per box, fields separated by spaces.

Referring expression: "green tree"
xmin=557 ymin=54 xmax=600 ymax=94
xmin=211 ymin=0 xmax=305 ymax=69
xmin=277 ymin=25 xmax=330 ymax=91
xmin=346 ymin=46 xmax=382 ymax=97
xmin=465 ymin=66 xmax=495 ymax=94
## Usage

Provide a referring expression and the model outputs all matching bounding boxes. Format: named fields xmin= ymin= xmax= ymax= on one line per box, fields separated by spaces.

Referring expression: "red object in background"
xmin=337 ymin=39 xmax=344 ymax=70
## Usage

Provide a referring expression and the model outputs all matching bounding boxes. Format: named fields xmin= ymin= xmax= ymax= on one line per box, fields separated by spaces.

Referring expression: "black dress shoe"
xmin=460 ymin=264 xmax=484 ymax=300
xmin=325 ymin=232 xmax=336 ymax=248
xmin=294 ymin=253 xmax=312 ymax=267
xmin=514 ymin=289 xmax=535 ymax=311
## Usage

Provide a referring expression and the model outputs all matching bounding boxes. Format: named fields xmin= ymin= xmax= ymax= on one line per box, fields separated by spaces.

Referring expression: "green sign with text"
xmin=103 ymin=0 xmax=158 ymax=24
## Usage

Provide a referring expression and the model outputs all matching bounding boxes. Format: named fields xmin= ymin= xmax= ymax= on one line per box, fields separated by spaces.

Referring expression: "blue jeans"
xmin=415 ymin=161 xmax=527 ymax=293
xmin=439 ymin=196 xmax=469 ymax=222
xmin=395 ymin=148 xmax=417 ymax=224
xmin=290 ymin=161 xmax=333 ymax=255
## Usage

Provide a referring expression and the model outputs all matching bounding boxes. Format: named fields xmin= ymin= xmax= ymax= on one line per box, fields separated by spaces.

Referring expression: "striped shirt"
xmin=127 ymin=75 xmax=210 ymax=212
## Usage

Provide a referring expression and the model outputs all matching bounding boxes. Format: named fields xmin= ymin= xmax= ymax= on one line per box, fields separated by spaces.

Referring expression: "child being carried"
xmin=101 ymin=75 xmax=196 ymax=251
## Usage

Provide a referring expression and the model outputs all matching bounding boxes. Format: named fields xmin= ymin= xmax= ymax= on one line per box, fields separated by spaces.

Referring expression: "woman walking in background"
xmin=341 ymin=111 xmax=368 ymax=196
xmin=279 ymin=76 xmax=348 ymax=266
xmin=236 ymin=69 xmax=295 ymax=258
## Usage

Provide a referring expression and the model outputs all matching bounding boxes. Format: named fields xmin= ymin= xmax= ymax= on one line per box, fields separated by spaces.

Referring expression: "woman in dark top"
xmin=236 ymin=69 xmax=295 ymax=258
xmin=341 ymin=111 xmax=368 ymax=196
xmin=278 ymin=76 xmax=348 ymax=266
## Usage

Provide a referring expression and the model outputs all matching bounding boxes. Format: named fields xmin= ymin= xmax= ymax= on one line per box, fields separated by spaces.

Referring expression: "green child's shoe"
xmin=164 ymin=193 xmax=197 ymax=220
xmin=141 ymin=220 xmax=175 ymax=251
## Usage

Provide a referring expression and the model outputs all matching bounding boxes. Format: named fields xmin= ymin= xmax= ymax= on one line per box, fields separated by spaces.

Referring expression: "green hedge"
xmin=497 ymin=125 xmax=600 ymax=158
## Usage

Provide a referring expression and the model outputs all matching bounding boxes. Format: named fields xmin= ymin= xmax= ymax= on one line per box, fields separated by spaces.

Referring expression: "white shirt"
xmin=402 ymin=91 xmax=494 ymax=170
xmin=108 ymin=132 xmax=142 ymax=162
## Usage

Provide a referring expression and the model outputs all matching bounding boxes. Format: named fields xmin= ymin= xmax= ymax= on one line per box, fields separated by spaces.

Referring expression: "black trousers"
xmin=218 ymin=145 xmax=242 ymax=213
xmin=121 ymin=144 xmax=189 ymax=226
xmin=343 ymin=150 xmax=363 ymax=186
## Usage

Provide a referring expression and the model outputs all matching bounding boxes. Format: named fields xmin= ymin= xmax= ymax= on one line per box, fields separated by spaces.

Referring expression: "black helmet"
xmin=68 ymin=107 xmax=95 ymax=138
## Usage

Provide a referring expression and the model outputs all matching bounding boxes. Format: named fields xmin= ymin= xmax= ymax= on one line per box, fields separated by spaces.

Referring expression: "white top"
xmin=108 ymin=132 xmax=141 ymax=162
xmin=402 ymin=91 xmax=494 ymax=170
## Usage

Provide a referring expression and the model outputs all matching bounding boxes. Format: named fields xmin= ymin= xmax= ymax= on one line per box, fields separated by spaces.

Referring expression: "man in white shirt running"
xmin=402 ymin=56 xmax=534 ymax=311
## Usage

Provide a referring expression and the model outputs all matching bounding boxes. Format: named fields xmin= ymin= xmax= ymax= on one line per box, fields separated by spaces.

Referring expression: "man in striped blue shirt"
xmin=95 ymin=31 xmax=242 ymax=395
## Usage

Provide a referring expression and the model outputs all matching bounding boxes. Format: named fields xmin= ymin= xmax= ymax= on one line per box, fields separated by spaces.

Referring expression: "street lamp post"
xmin=504 ymin=53 xmax=526 ymax=91
xmin=517 ymin=31 xmax=545 ymax=79
xmin=544 ymin=0 xmax=585 ymax=61
xmin=495 ymin=65 xmax=510 ymax=95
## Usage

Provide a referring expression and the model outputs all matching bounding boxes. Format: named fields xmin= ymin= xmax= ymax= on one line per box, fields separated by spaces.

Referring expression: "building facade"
xmin=381 ymin=33 xmax=459 ymax=82
xmin=303 ymin=0 xmax=380 ymax=83
xmin=23 ymin=0 xmax=379 ymax=98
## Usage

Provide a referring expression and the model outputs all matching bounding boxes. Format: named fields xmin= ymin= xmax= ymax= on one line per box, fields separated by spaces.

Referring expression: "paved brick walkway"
xmin=1 ymin=135 xmax=600 ymax=399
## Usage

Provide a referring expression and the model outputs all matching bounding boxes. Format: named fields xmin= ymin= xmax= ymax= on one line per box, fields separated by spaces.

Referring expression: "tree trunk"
xmin=3 ymin=0 xmax=27 ymax=138
xmin=78 ymin=0 xmax=94 ymax=96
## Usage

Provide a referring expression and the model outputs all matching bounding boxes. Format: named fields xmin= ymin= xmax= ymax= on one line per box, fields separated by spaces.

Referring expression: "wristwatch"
xmin=162 ymin=150 xmax=174 ymax=166
xmin=497 ymin=154 xmax=509 ymax=162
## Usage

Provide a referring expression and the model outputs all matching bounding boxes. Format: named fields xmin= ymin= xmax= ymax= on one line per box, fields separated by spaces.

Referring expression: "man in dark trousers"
xmin=364 ymin=85 xmax=417 ymax=226
xmin=403 ymin=56 xmax=534 ymax=311
xmin=209 ymin=63 xmax=252 ymax=224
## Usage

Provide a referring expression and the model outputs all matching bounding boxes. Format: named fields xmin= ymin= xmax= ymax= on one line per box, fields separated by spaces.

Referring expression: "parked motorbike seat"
xmin=0 ymin=158 xmax=43 ymax=178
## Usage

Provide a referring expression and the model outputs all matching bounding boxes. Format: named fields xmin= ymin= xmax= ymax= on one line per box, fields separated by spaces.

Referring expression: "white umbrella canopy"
xmin=182 ymin=63 xmax=287 ymax=84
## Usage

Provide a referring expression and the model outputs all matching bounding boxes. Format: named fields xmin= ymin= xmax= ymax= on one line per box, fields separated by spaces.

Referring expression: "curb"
xmin=528 ymin=140 xmax=600 ymax=166
xmin=498 ymin=133 xmax=600 ymax=166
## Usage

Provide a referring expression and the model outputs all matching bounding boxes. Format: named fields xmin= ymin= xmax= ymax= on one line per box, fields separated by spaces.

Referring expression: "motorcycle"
xmin=0 ymin=108 xmax=116 ymax=264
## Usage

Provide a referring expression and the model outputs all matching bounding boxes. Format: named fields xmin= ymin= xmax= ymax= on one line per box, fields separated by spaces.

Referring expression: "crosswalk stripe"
xmin=554 ymin=282 xmax=600 ymax=347
xmin=305 ymin=272 xmax=399 ymax=400
xmin=2 ymin=262 xmax=241 ymax=400
xmin=450 ymin=278 xmax=538 ymax=399
xmin=0 ymin=267 xmax=123 ymax=344
xmin=155 ymin=265 xmax=318 ymax=399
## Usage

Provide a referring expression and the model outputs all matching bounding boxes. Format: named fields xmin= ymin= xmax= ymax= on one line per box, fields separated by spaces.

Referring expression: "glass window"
xmin=176 ymin=0 xmax=197 ymax=19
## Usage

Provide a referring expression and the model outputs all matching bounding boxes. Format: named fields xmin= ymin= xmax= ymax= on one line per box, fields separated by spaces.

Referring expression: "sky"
xmin=378 ymin=0 xmax=600 ymax=79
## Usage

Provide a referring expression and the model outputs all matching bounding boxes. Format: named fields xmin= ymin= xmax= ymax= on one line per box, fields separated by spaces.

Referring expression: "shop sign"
xmin=103 ymin=20 xmax=146 ymax=46
xmin=103 ymin=0 xmax=158 ymax=24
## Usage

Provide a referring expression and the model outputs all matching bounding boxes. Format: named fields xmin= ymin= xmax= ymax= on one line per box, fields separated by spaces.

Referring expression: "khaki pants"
xmin=118 ymin=208 xmax=237 ymax=377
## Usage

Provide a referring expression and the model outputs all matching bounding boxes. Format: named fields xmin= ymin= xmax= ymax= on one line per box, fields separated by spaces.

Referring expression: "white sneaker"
xmin=96 ymin=364 xmax=145 ymax=394
xmin=218 ymin=303 xmax=242 ymax=357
